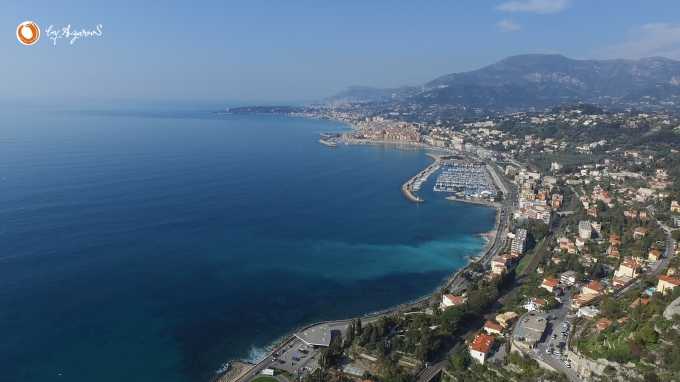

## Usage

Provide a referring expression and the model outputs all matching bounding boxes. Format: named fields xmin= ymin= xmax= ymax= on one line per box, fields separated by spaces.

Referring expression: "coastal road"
xmin=416 ymin=165 xmax=516 ymax=380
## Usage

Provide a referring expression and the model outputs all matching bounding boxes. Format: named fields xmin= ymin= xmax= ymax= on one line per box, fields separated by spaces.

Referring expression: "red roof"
xmin=444 ymin=294 xmax=466 ymax=305
xmin=530 ymin=297 xmax=547 ymax=306
xmin=483 ymin=320 xmax=504 ymax=332
xmin=469 ymin=333 xmax=495 ymax=353
xmin=542 ymin=278 xmax=559 ymax=288
xmin=659 ymin=275 xmax=680 ymax=286
xmin=585 ymin=280 xmax=604 ymax=293
xmin=596 ymin=318 xmax=612 ymax=332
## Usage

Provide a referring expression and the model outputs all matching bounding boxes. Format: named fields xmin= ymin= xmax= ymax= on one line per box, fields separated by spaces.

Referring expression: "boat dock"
xmin=433 ymin=161 xmax=496 ymax=198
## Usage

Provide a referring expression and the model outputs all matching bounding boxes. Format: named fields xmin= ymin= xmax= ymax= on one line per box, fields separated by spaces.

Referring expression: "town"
xmin=223 ymin=103 xmax=680 ymax=382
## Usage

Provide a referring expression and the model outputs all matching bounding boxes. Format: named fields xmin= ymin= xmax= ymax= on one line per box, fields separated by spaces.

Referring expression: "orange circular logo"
xmin=17 ymin=21 xmax=40 ymax=46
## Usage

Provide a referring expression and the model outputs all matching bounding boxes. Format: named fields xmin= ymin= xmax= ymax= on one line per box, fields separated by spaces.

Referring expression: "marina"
xmin=434 ymin=161 xmax=497 ymax=199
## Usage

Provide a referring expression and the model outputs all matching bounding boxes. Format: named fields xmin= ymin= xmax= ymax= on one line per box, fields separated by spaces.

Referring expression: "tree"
xmin=450 ymin=347 xmax=471 ymax=372
xmin=440 ymin=306 xmax=465 ymax=334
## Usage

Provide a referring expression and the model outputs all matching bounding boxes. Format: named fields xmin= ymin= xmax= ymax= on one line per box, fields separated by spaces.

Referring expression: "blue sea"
xmin=0 ymin=108 xmax=495 ymax=382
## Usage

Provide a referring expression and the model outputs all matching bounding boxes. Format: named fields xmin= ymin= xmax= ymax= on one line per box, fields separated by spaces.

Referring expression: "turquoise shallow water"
xmin=0 ymin=109 xmax=495 ymax=381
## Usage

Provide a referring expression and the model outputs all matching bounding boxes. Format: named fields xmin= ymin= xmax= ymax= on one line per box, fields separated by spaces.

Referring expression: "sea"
xmin=0 ymin=107 xmax=495 ymax=382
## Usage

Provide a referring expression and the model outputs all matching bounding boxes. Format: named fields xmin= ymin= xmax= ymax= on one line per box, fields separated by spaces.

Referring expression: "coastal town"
xmin=222 ymin=103 xmax=680 ymax=382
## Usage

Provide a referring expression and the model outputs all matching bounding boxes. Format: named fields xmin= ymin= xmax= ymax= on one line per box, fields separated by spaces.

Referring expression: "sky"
xmin=3 ymin=0 xmax=680 ymax=105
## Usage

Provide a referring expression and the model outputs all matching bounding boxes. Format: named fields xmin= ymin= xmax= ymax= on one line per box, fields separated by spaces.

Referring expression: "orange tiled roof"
xmin=659 ymin=275 xmax=680 ymax=286
xmin=469 ymin=333 xmax=495 ymax=353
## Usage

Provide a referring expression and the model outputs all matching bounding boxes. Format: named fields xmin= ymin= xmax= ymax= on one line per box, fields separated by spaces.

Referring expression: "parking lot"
xmin=271 ymin=338 xmax=320 ymax=378
xmin=529 ymin=292 xmax=581 ymax=381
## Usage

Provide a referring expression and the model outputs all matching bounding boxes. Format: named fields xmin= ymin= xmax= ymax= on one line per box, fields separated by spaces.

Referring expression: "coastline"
xmin=218 ymin=119 xmax=510 ymax=382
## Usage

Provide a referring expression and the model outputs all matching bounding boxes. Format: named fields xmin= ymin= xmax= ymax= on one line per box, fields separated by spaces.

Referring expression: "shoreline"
xmin=218 ymin=119 xmax=509 ymax=382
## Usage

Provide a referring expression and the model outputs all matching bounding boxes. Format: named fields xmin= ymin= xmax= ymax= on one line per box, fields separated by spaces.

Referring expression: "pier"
xmin=401 ymin=153 xmax=443 ymax=203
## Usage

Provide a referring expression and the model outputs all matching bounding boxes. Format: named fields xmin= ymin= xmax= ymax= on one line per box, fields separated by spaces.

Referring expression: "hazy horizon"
xmin=4 ymin=0 xmax=680 ymax=104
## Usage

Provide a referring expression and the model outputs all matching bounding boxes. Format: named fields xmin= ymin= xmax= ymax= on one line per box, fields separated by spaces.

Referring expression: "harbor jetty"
xmin=401 ymin=153 xmax=443 ymax=203
xmin=318 ymin=132 xmax=339 ymax=147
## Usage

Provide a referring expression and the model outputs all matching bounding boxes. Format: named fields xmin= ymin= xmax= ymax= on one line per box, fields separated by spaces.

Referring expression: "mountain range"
xmin=326 ymin=54 xmax=680 ymax=109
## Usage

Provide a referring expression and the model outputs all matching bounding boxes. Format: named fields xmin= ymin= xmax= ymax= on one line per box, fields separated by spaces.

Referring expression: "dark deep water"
xmin=0 ymin=109 xmax=495 ymax=381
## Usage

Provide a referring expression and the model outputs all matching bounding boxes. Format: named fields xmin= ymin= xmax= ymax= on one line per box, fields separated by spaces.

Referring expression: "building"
xmin=670 ymin=200 xmax=680 ymax=214
xmin=657 ymin=275 xmax=680 ymax=294
xmin=578 ymin=220 xmax=592 ymax=240
xmin=648 ymin=248 xmax=662 ymax=262
xmin=633 ymin=227 xmax=649 ymax=240
xmin=511 ymin=228 xmax=528 ymax=254
xmin=490 ymin=255 xmax=511 ymax=275
xmin=577 ymin=306 xmax=600 ymax=318
xmin=469 ymin=333 xmax=495 ymax=364
xmin=560 ymin=270 xmax=577 ymax=286
xmin=583 ymin=280 xmax=605 ymax=296
xmin=523 ymin=297 xmax=547 ymax=312
xmin=496 ymin=311 xmax=519 ymax=328
xmin=441 ymin=294 xmax=467 ymax=310
xmin=540 ymin=278 xmax=560 ymax=293
xmin=615 ymin=258 xmax=641 ymax=279
xmin=596 ymin=318 xmax=613 ymax=332
xmin=483 ymin=320 xmax=504 ymax=336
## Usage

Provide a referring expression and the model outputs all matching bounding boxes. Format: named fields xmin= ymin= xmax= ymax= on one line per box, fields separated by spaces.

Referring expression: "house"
xmin=657 ymin=275 xmax=680 ymax=294
xmin=469 ymin=333 xmax=495 ymax=364
xmin=596 ymin=318 xmax=613 ymax=332
xmin=483 ymin=320 xmax=504 ymax=336
xmin=560 ymin=271 xmax=577 ymax=286
xmin=607 ymin=245 xmax=621 ymax=259
xmin=615 ymin=258 xmax=641 ymax=279
xmin=609 ymin=233 xmax=621 ymax=247
xmin=495 ymin=311 xmax=519 ymax=328
xmin=558 ymin=237 xmax=577 ymax=254
xmin=633 ymin=227 xmax=649 ymax=240
xmin=441 ymin=294 xmax=467 ymax=310
xmin=629 ymin=297 xmax=650 ymax=309
xmin=571 ymin=293 xmax=598 ymax=309
xmin=540 ymin=278 xmax=560 ymax=293
xmin=490 ymin=255 xmax=511 ymax=275
xmin=578 ymin=220 xmax=592 ymax=240
xmin=672 ymin=200 xmax=680 ymax=214
xmin=524 ymin=297 xmax=547 ymax=312
xmin=577 ymin=306 xmax=600 ymax=318
xmin=583 ymin=280 xmax=605 ymax=296
xmin=648 ymin=248 xmax=662 ymax=262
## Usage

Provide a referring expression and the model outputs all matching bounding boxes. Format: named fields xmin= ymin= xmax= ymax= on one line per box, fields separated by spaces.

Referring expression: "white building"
xmin=578 ymin=220 xmax=592 ymax=240
xmin=511 ymin=228 xmax=528 ymax=254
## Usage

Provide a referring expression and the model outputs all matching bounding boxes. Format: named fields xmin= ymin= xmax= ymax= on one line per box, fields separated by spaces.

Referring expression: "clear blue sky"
xmin=4 ymin=0 xmax=680 ymax=105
